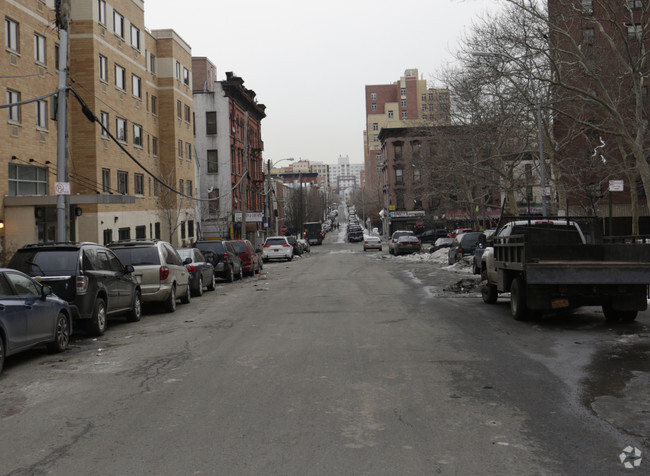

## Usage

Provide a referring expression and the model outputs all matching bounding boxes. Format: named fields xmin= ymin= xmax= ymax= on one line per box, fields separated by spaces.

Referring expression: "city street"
xmin=0 ymin=232 xmax=648 ymax=475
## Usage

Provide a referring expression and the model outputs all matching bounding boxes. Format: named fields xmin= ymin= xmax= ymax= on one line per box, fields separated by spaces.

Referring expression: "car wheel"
xmin=481 ymin=283 xmax=498 ymax=304
xmin=180 ymin=284 xmax=191 ymax=304
xmin=207 ymin=274 xmax=216 ymax=291
xmin=226 ymin=265 xmax=234 ymax=283
xmin=164 ymin=286 xmax=177 ymax=313
xmin=47 ymin=312 xmax=70 ymax=352
xmin=238 ymin=266 xmax=244 ymax=280
xmin=87 ymin=298 xmax=107 ymax=336
xmin=602 ymin=305 xmax=637 ymax=323
xmin=193 ymin=276 xmax=203 ymax=297
xmin=288 ymin=254 xmax=293 ymax=261
xmin=510 ymin=278 xmax=528 ymax=321
xmin=126 ymin=290 xmax=142 ymax=322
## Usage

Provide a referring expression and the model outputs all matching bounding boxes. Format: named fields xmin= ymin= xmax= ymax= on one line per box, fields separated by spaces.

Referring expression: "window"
xmin=117 ymin=171 xmax=128 ymax=194
xmin=388 ymin=110 xmax=394 ymax=118
xmin=180 ymin=221 xmax=186 ymax=239
xmin=185 ymin=142 xmax=192 ymax=160
xmin=98 ymin=0 xmax=106 ymax=24
xmin=103 ymin=229 xmax=112 ymax=245
xmin=429 ymin=104 xmax=434 ymax=112
xmin=581 ymin=0 xmax=593 ymax=14
xmin=413 ymin=168 xmax=421 ymax=183
xmin=401 ymin=99 xmax=407 ymax=107
xmin=188 ymin=220 xmax=194 ymax=238
xmin=175 ymin=61 xmax=181 ymax=80
xmin=439 ymin=92 xmax=449 ymax=101
xmin=133 ymin=123 xmax=142 ymax=146
xmin=177 ymin=100 xmax=182 ymax=118
xmin=206 ymin=111 xmax=217 ymax=134
xmin=36 ymin=100 xmax=47 ymax=129
xmin=151 ymin=95 xmax=157 ymax=115
xmin=627 ymin=0 xmax=643 ymax=9
xmin=130 ymin=25 xmax=140 ymax=49
xmin=34 ymin=34 xmax=46 ymax=63
xmin=9 ymin=164 xmax=48 ymax=196
xmin=401 ymin=111 xmax=407 ymax=119
xmin=135 ymin=225 xmax=146 ymax=239
xmin=394 ymin=143 xmax=403 ymax=160
xmin=207 ymin=149 xmax=218 ymax=173
xmin=184 ymin=104 xmax=191 ymax=122
xmin=152 ymin=136 xmax=158 ymax=156
xmin=400 ymin=88 xmax=406 ymax=96
xmin=371 ymin=103 xmax=377 ymax=111
xmin=583 ymin=28 xmax=595 ymax=45
xmin=132 ymin=74 xmax=141 ymax=98
xmin=183 ymin=67 xmax=190 ymax=86
xmin=153 ymin=180 xmax=159 ymax=197
xmin=186 ymin=180 xmax=192 ymax=197
xmin=421 ymin=94 xmax=426 ymax=101
xmin=429 ymin=93 xmax=434 ymax=100
xmin=113 ymin=11 xmax=124 ymax=38
xmin=100 ymin=111 xmax=109 ymax=136
xmin=422 ymin=104 xmax=427 ymax=112
xmin=99 ymin=55 xmax=107 ymax=81
xmin=118 ymin=228 xmax=131 ymax=240
xmin=116 ymin=117 xmax=126 ymax=142
xmin=372 ymin=123 xmax=378 ymax=131
xmin=370 ymin=92 xmax=376 ymax=100
xmin=102 ymin=168 xmax=110 ymax=192
xmin=134 ymin=173 xmax=144 ymax=195
xmin=7 ymin=89 xmax=20 ymax=122
xmin=412 ymin=140 xmax=421 ymax=158
xmin=373 ymin=134 xmax=379 ymax=142
xmin=115 ymin=64 xmax=125 ymax=90
xmin=149 ymin=53 xmax=156 ymax=74
xmin=179 ymin=179 xmax=184 ymax=195
xmin=627 ymin=24 xmax=643 ymax=41
xmin=395 ymin=168 xmax=403 ymax=185
xmin=5 ymin=18 xmax=19 ymax=52
xmin=178 ymin=140 xmax=183 ymax=158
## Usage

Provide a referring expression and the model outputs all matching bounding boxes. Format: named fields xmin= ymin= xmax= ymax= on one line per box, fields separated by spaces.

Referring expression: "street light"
xmin=471 ymin=51 xmax=549 ymax=217
xmin=266 ymin=158 xmax=294 ymax=236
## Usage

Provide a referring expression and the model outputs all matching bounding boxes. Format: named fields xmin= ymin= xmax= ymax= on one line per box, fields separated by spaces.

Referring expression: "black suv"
xmin=8 ymin=242 xmax=141 ymax=336
xmin=193 ymin=240 xmax=243 ymax=282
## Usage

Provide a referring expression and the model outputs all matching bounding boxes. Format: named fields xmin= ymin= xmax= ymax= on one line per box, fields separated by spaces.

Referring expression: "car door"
xmin=105 ymin=249 xmax=134 ymax=311
xmin=0 ymin=272 xmax=29 ymax=351
xmin=162 ymin=243 xmax=189 ymax=291
xmin=85 ymin=248 xmax=122 ymax=312
xmin=5 ymin=271 xmax=52 ymax=346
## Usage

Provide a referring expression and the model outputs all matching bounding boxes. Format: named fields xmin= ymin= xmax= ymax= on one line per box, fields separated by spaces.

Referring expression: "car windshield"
xmin=196 ymin=242 xmax=225 ymax=254
xmin=231 ymin=242 xmax=248 ymax=253
xmin=9 ymin=249 xmax=79 ymax=275
xmin=111 ymin=247 xmax=160 ymax=266
xmin=266 ymin=238 xmax=286 ymax=246
xmin=177 ymin=249 xmax=192 ymax=260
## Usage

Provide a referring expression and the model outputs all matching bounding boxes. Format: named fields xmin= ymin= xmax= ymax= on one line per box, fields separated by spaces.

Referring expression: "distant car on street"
xmin=388 ymin=230 xmax=415 ymax=254
xmin=177 ymin=248 xmax=216 ymax=296
xmin=262 ymin=236 xmax=294 ymax=262
xmin=363 ymin=235 xmax=382 ymax=252
xmin=417 ymin=229 xmax=450 ymax=244
xmin=194 ymin=240 xmax=243 ymax=282
xmin=448 ymin=232 xmax=483 ymax=265
xmin=394 ymin=235 xmax=421 ymax=255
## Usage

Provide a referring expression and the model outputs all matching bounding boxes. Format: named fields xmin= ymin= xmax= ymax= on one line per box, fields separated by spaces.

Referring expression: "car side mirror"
xmin=183 ymin=257 xmax=192 ymax=265
xmin=41 ymin=285 xmax=53 ymax=298
xmin=124 ymin=264 xmax=135 ymax=274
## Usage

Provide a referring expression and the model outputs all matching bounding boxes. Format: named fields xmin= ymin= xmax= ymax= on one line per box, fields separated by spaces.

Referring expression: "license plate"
xmin=273 ymin=249 xmax=278 ymax=252
xmin=551 ymin=298 xmax=569 ymax=309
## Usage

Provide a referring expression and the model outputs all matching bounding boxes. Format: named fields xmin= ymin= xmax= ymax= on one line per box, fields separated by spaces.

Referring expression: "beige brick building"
xmin=1 ymin=0 xmax=195 ymax=252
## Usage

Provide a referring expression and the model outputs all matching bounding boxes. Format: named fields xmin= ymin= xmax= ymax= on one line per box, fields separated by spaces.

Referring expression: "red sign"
xmin=416 ymin=219 xmax=424 ymax=227
xmin=280 ymin=225 xmax=288 ymax=234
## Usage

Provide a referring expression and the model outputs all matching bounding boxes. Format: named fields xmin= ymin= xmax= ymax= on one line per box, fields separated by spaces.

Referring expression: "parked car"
xmin=262 ymin=236 xmax=294 ymax=262
xmin=229 ymin=240 xmax=261 ymax=276
xmin=0 ymin=269 xmax=72 ymax=374
xmin=394 ymin=235 xmax=421 ymax=255
xmin=448 ymin=228 xmax=473 ymax=238
xmin=472 ymin=229 xmax=496 ymax=274
xmin=194 ymin=240 xmax=243 ymax=282
xmin=363 ymin=235 xmax=383 ymax=252
xmin=176 ymin=248 xmax=216 ymax=296
xmin=430 ymin=237 xmax=454 ymax=252
xmin=388 ymin=230 xmax=415 ymax=254
xmin=297 ymin=238 xmax=311 ymax=253
xmin=347 ymin=225 xmax=364 ymax=242
xmin=9 ymin=242 xmax=141 ymax=336
xmin=448 ymin=232 xmax=484 ymax=265
xmin=108 ymin=239 xmax=191 ymax=313
xmin=286 ymin=236 xmax=303 ymax=256
xmin=417 ymin=229 xmax=450 ymax=244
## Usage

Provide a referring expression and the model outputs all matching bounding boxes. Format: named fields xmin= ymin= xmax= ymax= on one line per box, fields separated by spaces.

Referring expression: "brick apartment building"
xmin=192 ymin=58 xmax=266 ymax=242
xmin=1 ymin=0 xmax=195 ymax=251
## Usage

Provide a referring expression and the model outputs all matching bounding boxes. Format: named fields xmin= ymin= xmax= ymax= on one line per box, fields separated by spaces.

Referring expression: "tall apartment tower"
xmin=363 ymin=69 xmax=451 ymax=206
xmin=1 ymin=0 xmax=196 ymax=248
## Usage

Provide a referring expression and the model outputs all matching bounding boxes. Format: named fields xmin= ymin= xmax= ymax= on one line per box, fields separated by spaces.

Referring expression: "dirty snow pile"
xmin=391 ymin=248 xmax=474 ymax=274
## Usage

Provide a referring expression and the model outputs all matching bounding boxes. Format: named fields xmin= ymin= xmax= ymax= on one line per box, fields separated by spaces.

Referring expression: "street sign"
xmin=55 ymin=182 xmax=70 ymax=195
xmin=416 ymin=219 xmax=424 ymax=227
xmin=280 ymin=225 xmax=288 ymax=234
xmin=609 ymin=180 xmax=624 ymax=192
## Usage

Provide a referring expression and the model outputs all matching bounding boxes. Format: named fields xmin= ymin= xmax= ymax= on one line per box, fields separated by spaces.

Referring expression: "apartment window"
xmin=371 ymin=103 xmax=377 ymax=111
xmin=135 ymin=225 xmax=146 ymax=239
xmin=394 ymin=143 xmax=403 ymax=160
xmin=373 ymin=134 xmax=379 ymax=142
xmin=440 ymin=92 xmax=449 ymax=101
xmin=184 ymin=104 xmax=191 ymax=122
xmin=36 ymin=100 xmax=47 ymax=129
xmin=581 ymin=0 xmax=593 ymax=14
xmin=100 ymin=111 xmax=109 ymax=136
xmin=412 ymin=140 xmax=421 ymax=158
xmin=176 ymin=100 xmax=182 ymax=118
xmin=133 ymin=123 xmax=142 ymax=146
xmin=134 ymin=173 xmax=144 ymax=195
xmin=421 ymin=94 xmax=426 ymax=101
xmin=9 ymin=164 xmax=48 ymax=196
xmin=583 ymin=28 xmax=595 ymax=45
xmin=117 ymin=171 xmax=128 ymax=194
xmin=185 ymin=142 xmax=192 ymax=161
xmin=207 ymin=150 xmax=218 ymax=173
xmin=372 ymin=123 xmax=378 ymax=131
xmin=115 ymin=64 xmax=125 ymax=90
xmin=116 ymin=117 xmax=126 ymax=141
xmin=429 ymin=104 xmax=435 ymax=112
xmin=376 ymin=154 xmax=382 ymax=162
xmin=99 ymin=55 xmax=107 ymax=81
xmin=114 ymin=11 xmax=124 ymax=38
xmin=370 ymin=92 xmax=376 ymax=100
xmin=400 ymin=88 xmax=406 ymax=96
xmin=395 ymin=168 xmax=404 ymax=185
xmin=118 ymin=228 xmax=131 ymax=240
xmin=401 ymin=111 xmax=407 ymax=119
xmin=627 ymin=0 xmax=643 ymax=9
xmin=153 ymin=180 xmax=159 ymax=197
xmin=152 ymin=137 xmax=158 ymax=156
xmin=188 ymin=220 xmax=194 ymax=238
xmin=130 ymin=25 xmax=140 ymax=49
xmin=186 ymin=180 xmax=192 ymax=197
xmin=401 ymin=99 xmax=407 ymax=107
xmin=179 ymin=179 xmax=184 ymax=195
xmin=429 ymin=93 xmax=434 ymax=100
xmin=413 ymin=168 xmax=421 ymax=183
xmin=55 ymin=44 xmax=59 ymax=69
xmin=5 ymin=18 xmax=19 ymax=52
xmin=175 ymin=61 xmax=181 ymax=80
xmin=132 ymin=74 xmax=141 ymax=98
xmin=627 ymin=24 xmax=643 ymax=41
xmin=103 ymin=229 xmax=112 ymax=245
xmin=7 ymin=89 xmax=20 ymax=122
xmin=388 ymin=110 xmax=394 ymax=118
xmin=102 ymin=168 xmax=110 ymax=192
xmin=151 ymin=95 xmax=157 ymax=115
xmin=422 ymin=115 xmax=428 ymax=120
xmin=34 ymin=34 xmax=46 ymax=64
xmin=422 ymin=104 xmax=427 ymax=112
xmin=178 ymin=140 xmax=183 ymax=158
xmin=149 ymin=53 xmax=156 ymax=74
xmin=183 ymin=67 xmax=190 ymax=86
xmin=98 ymin=0 xmax=106 ymax=24
xmin=206 ymin=111 xmax=217 ymax=134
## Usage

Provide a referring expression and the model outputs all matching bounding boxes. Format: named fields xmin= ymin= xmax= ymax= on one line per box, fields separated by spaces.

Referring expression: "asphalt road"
xmin=1 ymin=233 xmax=648 ymax=475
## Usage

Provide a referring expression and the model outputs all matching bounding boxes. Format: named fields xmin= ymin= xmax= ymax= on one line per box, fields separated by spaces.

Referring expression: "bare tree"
xmin=153 ymin=166 xmax=195 ymax=247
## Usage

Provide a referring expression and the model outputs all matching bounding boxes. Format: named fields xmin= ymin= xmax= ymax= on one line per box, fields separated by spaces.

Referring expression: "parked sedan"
xmin=448 ymin=231 xmax=484 ymax=265
xmin=0 ymin=269 xmax=71 ymax=374
xmin=430 ymin=237 xmax=454 ymax=252
xmin=177 ymin=248 xmax=216 ymax=296
xmin=394 ymin=235 xmax=421 ymax=255
xmin=363 ymin=235 xmax=383 ymax=251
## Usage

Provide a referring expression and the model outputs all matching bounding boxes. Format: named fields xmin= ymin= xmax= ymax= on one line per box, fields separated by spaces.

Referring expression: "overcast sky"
xmin=145 ymin=0 xmax=500 ymax=165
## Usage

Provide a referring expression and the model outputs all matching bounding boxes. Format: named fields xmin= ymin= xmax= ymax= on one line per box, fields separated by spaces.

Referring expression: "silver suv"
xmin=108 ymin=240 xmax=191 ymax=312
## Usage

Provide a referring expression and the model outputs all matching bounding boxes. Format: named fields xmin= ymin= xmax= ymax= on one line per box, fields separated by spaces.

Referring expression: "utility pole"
xmin=242 ymin=111 xmax=248 ymax=240
xmin=266 ymin=159 xmax=271 ymax=239
xmin=56 ymin=1 xmax=70 ymax=242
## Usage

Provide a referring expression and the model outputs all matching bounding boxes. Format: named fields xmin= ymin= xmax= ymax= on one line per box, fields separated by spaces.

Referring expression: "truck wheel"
xmin=482 ymin=283 xmax=498 ymax=304
xmin=602 ymin=305 xmax=637 ymax=323
xmin=510 ymin=278 xmax=529 ymax=321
